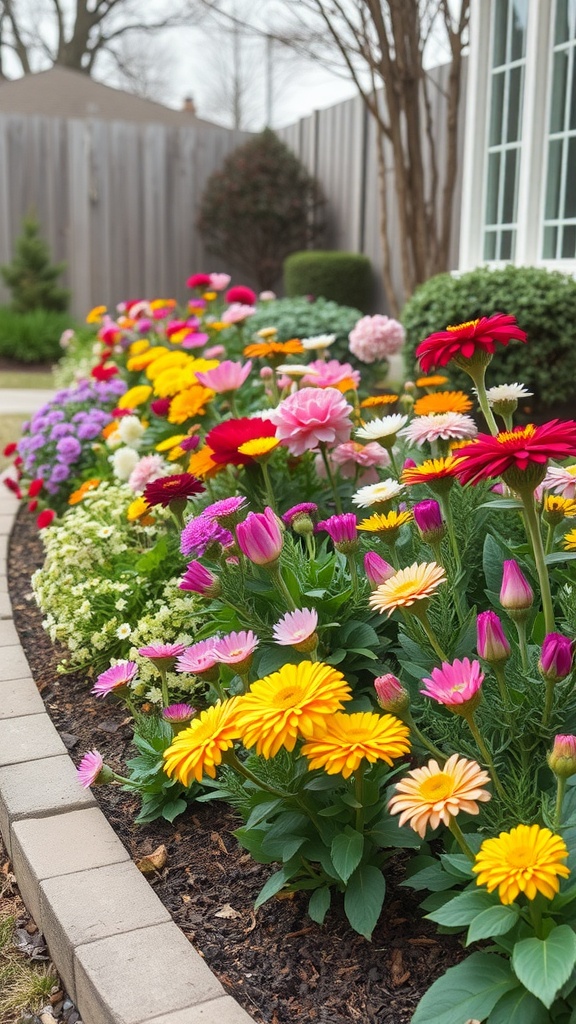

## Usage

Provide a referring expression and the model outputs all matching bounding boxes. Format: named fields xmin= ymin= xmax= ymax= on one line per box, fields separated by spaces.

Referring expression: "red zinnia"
xmin=37 ymin=509 xmax=56 ymax=529
xmin=28 ymin=478 xmax=44 ymax=497
xmin=3 ymin=476 xmax=22 ymax=498
xmin=416 ymin=313 xmax=527 ymax=373
xmin=2 ymin=442 xmax=17 ymax=457
xmin=150 ymin=398 xmax=171 ymax=417
xmin=226 ymin=285 xmax=257 ymax=306
xmin=187 ymin=273 xmax=211 ymax=289
xmin=455 ymin=421 xmax=576 ymax=490
xmin=91 ymin=363 xmax=119 ymax=381
xmin=206 ymin=417 xmax=277 ymax=466
xmin=143 ymin=473 xmax=205 ymax=507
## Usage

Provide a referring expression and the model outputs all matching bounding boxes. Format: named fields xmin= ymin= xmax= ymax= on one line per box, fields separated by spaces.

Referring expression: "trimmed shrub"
xmin=1 ymin=215 xmax=69 ymax=313
xmin=0 ymin=307 xmax=73 ymax=363
xmin=198 ymin=129 xmax=325 ymax=290
xmin=249 ymin=296 xmax=362 ymax=361
xmin=401 ymin=265 xmax=576 ymax=413
xmin=284 ymin=250 xmax=373 ymax=311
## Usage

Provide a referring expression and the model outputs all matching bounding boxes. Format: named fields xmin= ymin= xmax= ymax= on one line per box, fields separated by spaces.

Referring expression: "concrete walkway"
xmin=0 ymin=388 xmax=56 ymax=415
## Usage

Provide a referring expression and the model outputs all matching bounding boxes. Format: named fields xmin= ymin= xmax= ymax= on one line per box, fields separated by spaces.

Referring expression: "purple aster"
xmin=50 ymin=423 xmax=73 ymax=440
xmin=180 ymin=516 xmax=233 ymax=557
xmin=45 ymin=410 xmax=65 ymax=426
xmin=56 ymin=436 xmax=82 ymax=462
xmin=50 ymin=464 xmax=71 ymax=484
xmin=77 ymin=421 xmax=103 ymax=440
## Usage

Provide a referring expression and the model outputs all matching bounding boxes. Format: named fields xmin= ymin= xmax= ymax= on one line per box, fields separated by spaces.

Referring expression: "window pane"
xmin=550 ymin=51 xmax=569 ymax=133
xmin=571 ymin=51 xmax=576 ymax=129
xmin=486 ymin=152 xmax=501 ymax=225
xmin=500 ymin=230 xmax=514 ymax=258
xmin=484 ymin=231 xmax=497 ymax=260
xmin=510 ymin=0 xmax=529 ymax=60
xmin=565 ymin=137 xmax=576 ymax=217
xmin=502 ymin=148 xmax=518 ymax=222
xmin=555 ymin=0 xmax=569 ymax=44
xmin=507 ymin=66 xmax=524 ymax=141
xmin=545 ymin=139 xmax=563 ymax=219
xmin=562 ymin=223 xmax=576 ymax=256
xmin=489 ymin=72 xmax=505 ymax=145
xmin=543 ymin=225 xmax=558 ymax=257
xmin=493 ymin=0 xmax=509 ymax=67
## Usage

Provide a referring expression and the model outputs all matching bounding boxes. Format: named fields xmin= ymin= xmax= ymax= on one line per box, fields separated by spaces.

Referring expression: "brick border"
xmin=0 ymin=485 xmax=256 ymax=1024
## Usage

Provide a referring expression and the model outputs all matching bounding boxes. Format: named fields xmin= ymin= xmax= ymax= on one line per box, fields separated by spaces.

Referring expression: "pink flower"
xmin=542 ymin=466 xmax=576 ymax=498
xmin=195 ymin=360 xmax=252 ymax=392
xmin=268 ymin=387 xmax=353 ymax=457
xmin=77 ymin=750 xmax=109 ymax=788
xmin=348 ymin=315 xmax=405 ymax=364
xmin=413 ymin=499 xmax=444 ymax=542
xmin=500 ymin=560 xmax=534 ymax=610
xmin=301 ymin=359 xmax=361 ymax=389
xmin=214 ymin=630 xmax=259 ymax=665
xmin=226 ymin=285 xmax=257 ymax=305
xmin=201 ymin=496 xmax=248 ymax=523
xmin=400 ymin=413 xmax=478 ymax=447
xmin=205 ymin=345 xmax=226 ymax=359
xmin=180 ymin=517 xmax=233 ymax=557
xmin=138 ymin=642 xmax=186 ymax=669
xmin=539 ymin=633 xmax=574 ymax=683
xmin=187 ymin=273 xmax=211 ymax=289
xmin=209 ymin=273 xmax=231 ymax=291
xmin=236 ymin=506 xmax=284 ymax=565
xmin=176 ymin=639 xmax=220 ymax=675
xmin=549 ymin=735 xmax=576 ymax=778
xmin=273 ymin=608 xmax=318 ymax=646
xmin=364 ymin=551 xmax=395 ymax=587
xmin=128 ymin=454 xmax=169 ymax=494
xmin=317 ymin=513 xmax=357 ymax=547
xmin=259 ymin=290 xmax=276 ymax=301
xmin=374 ymin=674 xmax=410 ymax=714
xmin=221 ymin=303 xmax=256 ymax=324
xmin=179 ymin=560 xmax=221 ymax=596
xmin=181 ymin=332 xmax=209 ymax=349
xmin=282 ymin=502 xmax=318 ymax=526
xmin=92 ymin=660 xmax=138 ymax=698
xmin=330 ymin=441 xmax=390 ymax=481
xmin=421 ymin=658 xmax=484 ymax=707
xmin=163 ymin=703 xmax=196 ymax=723
xmin=477 ymin=611 xmax=510 ymax=664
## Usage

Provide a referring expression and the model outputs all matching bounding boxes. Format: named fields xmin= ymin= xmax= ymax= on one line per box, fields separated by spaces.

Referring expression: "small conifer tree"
xmin=1 ymin=215 xmax=69 ymax=312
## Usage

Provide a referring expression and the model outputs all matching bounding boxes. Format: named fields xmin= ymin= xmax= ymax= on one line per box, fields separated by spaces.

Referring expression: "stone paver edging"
xmin=0 ymin=485 xmax=256 ymax=1024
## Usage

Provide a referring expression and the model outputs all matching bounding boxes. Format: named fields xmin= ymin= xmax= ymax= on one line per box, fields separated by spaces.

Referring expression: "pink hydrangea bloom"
xmin=268 ymin=387 xmax=353 ymax=457
xmin=195 ymin=360 xmax=252 ymax=392
xmin=301 ymin=359 xmax=361 ymax=389
xmin=92 ymin=660 xmax=138 ymax=698
xmin=213 ymin=630 xmax=259 ymax=665
xmin=221 ymin=303 xmax=257 ymax=324
xmin=349 ymin=315 xmax=405 ymax=364
xmin=421 ymin=658 xmax=484 ymax=706
xmin=273 ymin=608 xmax=318 ymax=646
xmin=209 ymin=273 xmax=231 ymax=291
xmin=128 ymin=454 xmax=170 ymax=494
xmin=176 ymin=639 xmax=219 ymax=674
xmin=77 ymin=750 xmax=104 ymax=788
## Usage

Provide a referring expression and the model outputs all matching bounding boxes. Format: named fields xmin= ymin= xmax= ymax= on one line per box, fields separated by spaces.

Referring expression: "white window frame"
xmin=459 ymin=0 xmax=576 ymax=275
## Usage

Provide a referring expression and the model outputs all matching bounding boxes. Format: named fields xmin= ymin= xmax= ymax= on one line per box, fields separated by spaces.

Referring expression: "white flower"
xmin=98 ymin=526 xmax=114 ymax=539
xmin=399 ymin=413 xmax=478 ymax=447
xmin=118 ymin=415 xmax=145 ymax=448
xmin=356 ymin=414 xmax=408 ymax=441
xmin=484 ymin=383 xmax=533 ymax=405
xmin=300 ymin=334 xmax=336 ymax=351
xmin=111 ymin=447 xmax=140 ymax=481
xmin=116 ymin=623 xmax=132 ymax=640
xmin=352 ymin=479 xmax=405 ymax=508
xmin=115 ymin=598 xmax=128 ymax=611
xmin=275 ymin=364 xmax=319 ymax=377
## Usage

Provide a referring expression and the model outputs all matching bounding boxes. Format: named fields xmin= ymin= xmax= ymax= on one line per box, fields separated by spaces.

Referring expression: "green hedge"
xmin=401 ymin=265 xmax=576 ymax=413
xmin=249 ymin=296 xmax=362 ymax=363
xmin=0 ymin=307 xmax=73 ymax=364
xmin=284 ymin=251 xmax=372 ymax=312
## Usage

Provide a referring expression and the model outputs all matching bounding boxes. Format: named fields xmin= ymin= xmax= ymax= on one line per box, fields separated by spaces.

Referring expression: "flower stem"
xmin=554 ymin=775 xmax=567 ymax=829
xmin=409 ymin=606 xmax=449 ymax=663
xmin=493 ymin=663 xmax=512 ymax=710
xmin=404 ymin=712 xmax=446 ymax=763
xmin=354 ymin=761 xmax=366 ymax=834
xmin=542 ymin=677 xmax=556 ymax=729
xmin=269 ymin=566 xmax=297 ymax=611
xmin=319 ymin=443 xmax=342 ymax=514
xmin=514 ymin=617 xmax=529 ymax=673
xmin=439 ymin=493 xmax=462 ymax=575
xmin=347 ymin=553 xmax=360 ymax=600
xmin=260 ymin=461 xmax=277 ymax=514
xmin=520 ymin=491 xmax=555 ymax=634
xmin=447 ymin=816 xmax=475 ymax=862
xmin=158 ymin=666 xmax=169 ymax=708
xmin=467 ymin=365 xmax=499 ymax=436
xmin=224 ymin=750 xmax=290 ymax=797
xmin=463 ymin=711 xmax=507 ymax=803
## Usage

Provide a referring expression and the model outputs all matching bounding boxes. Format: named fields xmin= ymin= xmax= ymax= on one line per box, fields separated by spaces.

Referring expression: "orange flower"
xmin=168 ymin=386 xmax=214 ymax=424
xmin=413 ymin=391 xmax=473 ymax=416
xmin=416 ymin=375 xmax=449 ymax=388
xmin=68 ymin=478 xmax=101 ymax=505
xmin=369 ymin=561 xmax=446 ymax=616
xmin=86 ymin=305 xmax=107 ymax=324
xmin=188 ymin=445 xmax=224 ymax=479
xmin=360 ymin=395 xmax=398 ymax=408
xmin=243 ymin=339 xmax=304 ymax=359
xmin=401 ymin=456 xmax=464 ymax=486
xmin=301 ymin=711 xmax=410 ymax=778
xmin=389 ymin=754 xmax=492 ymax=837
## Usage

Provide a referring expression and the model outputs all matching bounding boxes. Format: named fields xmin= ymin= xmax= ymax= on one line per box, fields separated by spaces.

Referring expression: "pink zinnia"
xmin=92 ymin=660 xmax=138 ymax=698
xmin=273 ymin=608 xmax=318 ymax=646
xmin=187 ymin=273 xmax=211 ymax=289
xmin=179 ymin=560 xmax=221 ymax=596
xmin=221 ymin=303 xmax=256 ymax=324
xmin=330 ymin=441 xmax=390 ymax=482
xmin=421 ymin=658 xmax=484 ymax=707
xmin=214 ymin=630 xmax=259 ymax=665
xmin=226 ymin=285 xmax=257 ymax=305
xmin=400 ymin=413 xmax=478 ymax=447
xmin=349 ymin=315 xmax=405 ymax=364
xmin=77 ymin=750 xmax=106 ymax=788
xmin=209 ymin=273 xmax=231 ymax=291
xmin=268 ymin=387 xmax=353 ymax=456
xmin=301 ymin=359 xmax=361 ymax=389
xmin=195 ymin=360 xmax=252 ymax=392
xmin=128 ymin=454 xmax=169 ymax=494
xmin=176 ymin=639 xmax=219 ymax=674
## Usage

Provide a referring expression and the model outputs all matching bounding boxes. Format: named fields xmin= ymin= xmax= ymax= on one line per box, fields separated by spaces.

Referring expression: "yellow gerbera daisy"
xmin=360 ymin=395 xmax=399 ymax=408
xmin=146 ymin=351 xmax=192 ymax=381
xmin=168 ymin=385 xmax=215 ymax=424
xmin=357 ymin=509 xmax=413 ymax=536
xmin=238 ymin=437 xmax=280 ymax=458
xmin=126 ymin=346 xmax=167 ymax=372
xmin=126 ymin=496 xmax=151 ymax=521
xmin=188 ymin=445 xmax=224 ymax=480
xmin=401 ymin=456 xmax=464 ymax=487
xmin=388 ymin=754 xmax=491 ymax=838
xmin=86 ymin=305 xmax=107 ymax=324
xmin=473 ymin=823 xmax=570 ymax=905
xmin=369 ymin=561 xmax=446 ymax=616
xmin=163 ymin=699 xmax=240 ymax=785
xmin=301 ymin=711 xmax=410 ymax=778
xmin=413 ymin=391 xmax=473 ymax=416
xmin=128 ymin=339 xmax=150 ymax=356
xmin=234 ymin=661 xmax=353 ymax=759
xmin=116 ymin=384 xmax=153 ymax=410
xmin=416 ymin=375 xmax=450 ymax=388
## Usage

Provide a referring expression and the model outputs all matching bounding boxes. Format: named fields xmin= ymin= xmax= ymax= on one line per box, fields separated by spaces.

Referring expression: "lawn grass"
xmin=0 ymin=415 xmax=28 ymax=472
xmin=0 ymin=369 xmax=54 ymax=389
xmin=0 ymin=914 xmax=57 ymax=1022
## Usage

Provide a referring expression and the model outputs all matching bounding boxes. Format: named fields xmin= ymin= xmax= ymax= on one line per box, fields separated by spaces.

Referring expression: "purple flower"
xmin=50 ymin=423 xmax=73 ymax=440
xmin=56 ymin=436 xmax=82 ymax=462
xmin=77 ymin=421 xmax=103 ymax=440
xmin=50 ymin=464 xmax=71 ymax=483
xmin=413 ymin=499 xmax=445 ymax=544
xmin=92 ymin=660 xmax=138 ymax=698
xmin=539 ymin=634 xmax=574 ymax=683
xmin=282 ymin=502 xmax=318 ymax=527
xmin=180 ymin=517 xmax=233 ymax=557
xmin=317 ymin=513 xmax=357 ymax=551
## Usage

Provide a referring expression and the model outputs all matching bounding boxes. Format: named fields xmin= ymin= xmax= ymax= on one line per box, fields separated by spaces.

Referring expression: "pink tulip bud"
xmin=539 ymin=633 xmax=574 ymax=684
xmin=374 ymin=674 xmax=410 ymax=714
xmin=413 ymin=499 xmax=445 ymax=545
xmin=500 ymin=560 xmax=533 ymax=611
xmin=236 ymin=507 xmax=284 ymax=566
xmin=477 ymin=610 xmax=511 ymax=664
xmin=364 ymin=552 xmax=395 ymax=588
xmin=179 ymin=560 xmax=221 ymax=597
xmin=548 ymin=734 xmax=576 ymax=778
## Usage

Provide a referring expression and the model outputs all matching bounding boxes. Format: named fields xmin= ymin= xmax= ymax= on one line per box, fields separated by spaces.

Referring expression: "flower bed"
xmin=6 ymin=279 xmax=576 ymax=1023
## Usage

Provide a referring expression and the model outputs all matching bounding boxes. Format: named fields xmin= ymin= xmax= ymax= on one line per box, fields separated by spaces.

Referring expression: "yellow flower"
xmin=163 ymin=699 xmax=240 ymax=785
xmin=237 ymin=437 xmax=280 ymax=458
xmin=128 ymin=339 xmax=150 ymax=356
xmin=369 ymin=561 xmax=446 ymax=616
xmin=388 ymin=754 xmax=491 ymax=838
xmin=401 ymin=456 xmax=464 ymax=486
xmin=168 ymin=386 xmax=215 ymax=424
xmin=116 ymin=385 xmax=153 ymax=410
xmin=126 ymin=346 xmax=167 ymax=372
xmin=473 ymin=823 xmax=570 ymax=905
xmin=414 ymin=391 xmax=473 ymax=416
xmin=564 ymin=529 xmax=576 ymax=550
xmin=146 ymin=351 xmax=192 ymax=381
xmin=416 ymin=375 xmax=450 ymax=388
xmin=360 ymin=395 xmax=399 ymax=408
xmin=188 ymin=445 xmax=224 ymax=480
xmin=203 ymin=290 xmax=217 ymax=301
xmin=357 ymin=509 xmax=413 ymax=536
xmin=156 ymin=435 xmax=188 ymax=452
xmin=126 ymin=496 xmax=151 ymax=521
xmin=168 ymin=328 xmax=192 ymax=345
xmin=150 ymin=298 xmax=176 ymax=311
xmin=234 ymin=661 xmax=353 ymax=758
xmin=86 ymin=305 xmax=107 ymax=324
xmin=301 ymin=711 xmax=410 ymax=778
xmin=544 ymin=495 xmax=576 ymax=518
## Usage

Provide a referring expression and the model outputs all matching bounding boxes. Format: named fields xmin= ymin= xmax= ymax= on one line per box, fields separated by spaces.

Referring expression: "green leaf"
xmin=343 ymin=864 xmax=386 ymax=940
xmin=340 ymin=621 xmax=379 ymax=648
xmin=487 ymin=985 xmax=548 ymax=1024
xmin=466 ymin=905 xmax=519 ymax=944
xmin=478 ymin=498 xmax=524 ymax=511
xmin=330 ymin=828 xmax=364 ymax=883
xmin=368 ymin=817 xmax=422 ymax=850
xmin=324 ymin=648 xmax=347 ymax=665
xmin=254 ymin=866 xmax=294 ymax=910
xmin=546 ymin=552 xmax=576 ymax=565
xmin=308 ymin=886 xmax=331 ymax=925
xmin=261 ymin=835 xmax=307 ymax=862
xmin=402 ymin=863 xmax=458 ymax=892
xmin=161 ymin=798 xmax=187 ymax=823
xmin=483 ymin=534 xmax=507 ymax=594
xmin=440 ymin=853 xmax=475 ymax=879
xmin=512 ymin=926 xmax=576 ymax=1008
xmin=412 ymin=952 xmax=517 ymax=1024
xmin=233 ymin=826 xmax=276 ymax=864
xmin=426 ymin=889 xmax=497 ymax=927
xmin=245 ymin=798 xmax=283 ymax=829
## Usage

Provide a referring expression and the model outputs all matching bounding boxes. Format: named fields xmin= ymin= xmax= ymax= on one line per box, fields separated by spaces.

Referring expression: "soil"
xmin=7 ymin=508 xmax=468 ymax=1024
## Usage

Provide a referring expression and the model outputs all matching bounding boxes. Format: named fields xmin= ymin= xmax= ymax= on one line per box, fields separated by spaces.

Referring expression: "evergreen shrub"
xmin=0 ymin=307 xmax=72 ymax=363
xmin=1 ymin=215 xmax=69 ymax=313
xmin=284 ymin=250 xmax=372 ymax=312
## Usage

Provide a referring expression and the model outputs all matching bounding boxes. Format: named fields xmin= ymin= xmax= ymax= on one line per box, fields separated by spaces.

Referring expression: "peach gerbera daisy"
xmin=473 ymin=823 xmax=570 ymax=905
xmin=388 ymin=753 xmax=492 ymax=837
xmin=369 ymin=561 xmax=446 ymax=616
xmin=163 ymin=699 xmax=240 ymax=785
xmin=301 ymin=711 xmax=410 ymax=778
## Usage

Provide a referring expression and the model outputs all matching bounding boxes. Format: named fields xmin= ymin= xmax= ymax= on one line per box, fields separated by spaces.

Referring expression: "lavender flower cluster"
xmin=18 ymin=378 xmax=126 ymax=496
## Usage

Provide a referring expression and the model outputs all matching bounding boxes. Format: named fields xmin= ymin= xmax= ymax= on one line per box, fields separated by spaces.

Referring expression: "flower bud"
xmin=548 ymin=734 xmax=576 ymax=778
xmin=539 ymin=633 xmax=574 ymax=684
xmin=179 ymin=560 xmax=221 ymax=598
xmin=413 ymin=499 xmax=446 ymax=545
xmin=364 ymin=551 xmax=395 ymax=588
xmin=374 ymin=674 xmax=410 ymax=715
xmin=500 ymin=560 xmax=533 ymax=620
xmin=476 ymin=610 xmax=511 ymax=665
xmin=236 ymin=507 xmax=284 ymax=566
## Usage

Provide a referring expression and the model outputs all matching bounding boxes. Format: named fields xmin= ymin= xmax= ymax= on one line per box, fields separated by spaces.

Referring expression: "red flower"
xmin=455 ymin=421 xmax=576 ymax=490
xmin=150 ymin=398 xmax=171 ymax=417
xmin=28 ymin=478 xmax=44 ymax=497
xmin=28 ymin=499 xmax=38 ymax=512
xmin=143 ymin=473 xmax=205 ymax=508
xmin=187 ymin=273 xmax=211 ymax=289
xmin=37 ymin=509 xmax=56 ymax=529
xmin=3 ymin=476 xmax=22 ymax=499
xmin=416 ymin=313 xmax=527 ymax=373
xmin=206 ymin=417 xmax=277 ymax=466
xmin=111 ymin=407 xmax=133 ymax=418
xmin=91 ymin=364 xmax=119 ymax=381
xmin=2 ymin=442 xmax=17 ymax=457
xmin=226 ymin=285 xmax=257 ymax=306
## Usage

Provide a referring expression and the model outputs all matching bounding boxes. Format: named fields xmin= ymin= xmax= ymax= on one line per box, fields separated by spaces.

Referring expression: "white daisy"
xmin=275 ymin=364 xmax=319 ymax=377
xmin=116 ymin=623 xmax=132 ymax=640
xmin=484 ymin=383 xmax=533 ymax=405
xmin=352 ymin=480 xmax=406 ymax=508
xmin=300 ymin=334 xmax=336 ymax=351
xmin=356 ymin=414 xmax=409 ymax=441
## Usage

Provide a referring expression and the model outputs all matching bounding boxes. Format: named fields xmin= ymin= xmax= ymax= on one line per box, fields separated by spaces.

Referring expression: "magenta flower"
xmin=138 ymin=642 xmax=186 ymax=670
xmin=413 ymin=499 xmax=445 ymax=543
xmin=77 ymin=750 xmax=106 ymax=788
xmin=92 ymin=660 xmax=138 ymax=698
xmin=273 ymin=608 xmax=318 ymax=647
xmin=179 ymin=435 xmax=200 ymax=452
xmin=179 ymin=561 xmax=221 ymax=597
xmin=195 ymin=360 xmax=252 ymax=393
xmin=187 ymin=273 xmax=211 ymax=289
xmin=176 ymin=639 xmax=219 ymax=675
xmin=236 ymin=506 xmax=284 ymax=565
xmin=317 ymin=513 xmax=357 ymax=547
xmin=539 ymin=633 xmax=574 ymax=683
xmin=476 ymin=611 xmax=510 ymax=664
xmin=201 ymin=496 xmax=248 ymax=523
xmin=268 ymin=387 xmax=353 ymax=457
xmin=180 ymin=516 xmax=233 ymax=557
xmin=364 ymin=551 xmax=395 ymax=587
xmin=421 ymin=658 xmax=484 ymax=707
xmin=500 ymin=560 xmax=534 ymax=611
xmin=214 ymin=630 xmax=259 ymax=665
xmin=226 ymin=285 xmax=257 ymax=305
xmin=282 ymin=503 xmax=318 ymax=526
xmin=374 ymin=674 xmax=410 ymax=714
xmin=162 ymin=703 xmax=197 ymax=724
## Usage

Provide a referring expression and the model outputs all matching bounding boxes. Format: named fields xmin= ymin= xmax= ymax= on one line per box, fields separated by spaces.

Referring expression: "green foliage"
xmin=284 ymin=250 xmax=373 ymax=312
xmin=0 ymin=306 xmax=72 ymax=363
xmin=248 ymin=295 xmax=362 ymax=362
xmin=198 ymin=129 xmax=325 ymax=289
xmin=401 ymin=265 xmax=576 ymax=413
xmin=1 ymin=215 xmax=69 ymax=312
xmin=125 ymin=712 xmax=196 ymax=823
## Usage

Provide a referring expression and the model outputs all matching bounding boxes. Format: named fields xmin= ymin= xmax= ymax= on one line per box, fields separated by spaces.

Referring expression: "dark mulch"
xmin=7 ymin=507 xmax=468 ymax=1024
